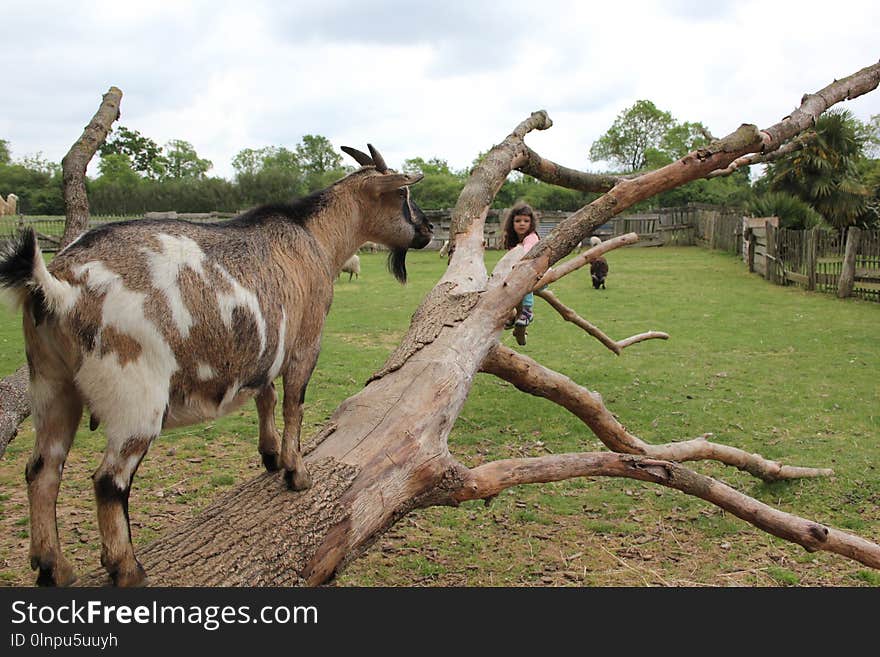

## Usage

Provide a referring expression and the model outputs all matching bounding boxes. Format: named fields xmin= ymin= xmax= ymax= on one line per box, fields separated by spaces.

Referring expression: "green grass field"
xmin=0 ymin=247 xmax=877 ymax=586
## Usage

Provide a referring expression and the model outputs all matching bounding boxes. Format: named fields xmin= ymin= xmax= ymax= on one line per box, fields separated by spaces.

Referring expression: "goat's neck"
xmin=306 ymin=197 xmax=365 ymax=272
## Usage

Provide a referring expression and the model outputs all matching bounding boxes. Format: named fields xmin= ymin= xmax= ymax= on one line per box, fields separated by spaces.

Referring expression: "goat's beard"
xmin=387 ymin=248 xmax=408 ymax=284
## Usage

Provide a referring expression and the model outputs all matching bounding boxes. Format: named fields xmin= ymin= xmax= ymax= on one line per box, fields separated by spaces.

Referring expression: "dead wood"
xmin=60 ymin=86 xmax=122 ymax=249
xmin=707 ymin=130 xmax=818 ymax=178
xmin=480 ymin=344 xmax=833 ymax=481
xmin=8 ymin=63 xmax=880 ymax=586
xmin=535 ymin=289 xmax=669 ymax=355
xmin=444 ymin=453 xmax=880 ymax=568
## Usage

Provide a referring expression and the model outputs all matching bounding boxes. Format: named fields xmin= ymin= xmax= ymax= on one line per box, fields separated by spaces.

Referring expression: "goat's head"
xmin=342 ymin=144 xmax=433 ymax=283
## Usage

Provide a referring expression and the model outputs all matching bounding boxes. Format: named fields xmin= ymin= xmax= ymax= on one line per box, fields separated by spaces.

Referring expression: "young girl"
xmin=502 ymin=203 xmax=540 ymax=344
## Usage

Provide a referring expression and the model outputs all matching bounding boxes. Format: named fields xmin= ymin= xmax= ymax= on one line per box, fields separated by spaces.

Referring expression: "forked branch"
xmin=536 ymin=289 xmax=669 ymax=355
xmin=445 ymin=453 xmax=880 ymax=569
xmin=480 ymin=344 xmax=832 ymax=480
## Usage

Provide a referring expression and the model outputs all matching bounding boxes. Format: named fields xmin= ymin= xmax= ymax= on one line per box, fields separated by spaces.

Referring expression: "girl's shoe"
xmin=514 ymin=307 xmax=533 ymax=326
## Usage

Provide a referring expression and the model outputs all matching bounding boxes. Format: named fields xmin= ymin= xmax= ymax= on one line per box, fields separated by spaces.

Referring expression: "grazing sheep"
xmin=589 ymin=236 xmax=609 ymax=290
xmin=0 ymin=144 xmax=432 ymax=587
xmin=340 ymin=254 xmax=360 ymax=280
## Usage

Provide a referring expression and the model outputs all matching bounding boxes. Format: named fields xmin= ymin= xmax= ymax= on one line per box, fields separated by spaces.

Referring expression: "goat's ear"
xmin=365 ymin=172 xmax=424 ymax=194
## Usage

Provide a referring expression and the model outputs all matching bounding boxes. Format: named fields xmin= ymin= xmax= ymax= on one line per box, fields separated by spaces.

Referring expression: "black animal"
xmin=588 ymin=236 xmax=608 ymax=289
xmin=591 ymin=257 xmax=608 ymax=289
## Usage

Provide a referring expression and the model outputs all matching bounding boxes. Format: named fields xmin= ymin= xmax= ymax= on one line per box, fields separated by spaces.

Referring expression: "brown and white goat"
xmin=0 ymin=144 xmax=432 ymax=587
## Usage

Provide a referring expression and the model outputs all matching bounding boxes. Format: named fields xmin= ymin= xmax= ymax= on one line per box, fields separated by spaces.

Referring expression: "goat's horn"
xmin=367 ymin=144 xmax=388 ymax=173
xmin=341 ymin=146 xmax=374 ymax=167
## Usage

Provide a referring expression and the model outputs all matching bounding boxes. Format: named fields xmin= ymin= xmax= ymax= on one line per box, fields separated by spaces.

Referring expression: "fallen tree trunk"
xmin=73 ymin=61 xmax=880 ymax=585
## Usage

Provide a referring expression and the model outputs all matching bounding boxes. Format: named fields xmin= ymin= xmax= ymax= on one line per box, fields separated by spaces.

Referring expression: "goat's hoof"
xmin=261 ymin=452 xmax=282 ymax=472
xmin=284 ymin=468 xmax=313 ymax=491
xmin=109 ymin=560 xmax=148 ymax=588
xmin=33 ymin=556 xmax=77 ymax=587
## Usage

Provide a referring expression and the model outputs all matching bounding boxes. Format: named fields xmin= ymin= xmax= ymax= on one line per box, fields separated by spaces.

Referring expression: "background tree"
xmin=161 ymin=139 xmax=212 ymax=180
xmin=0 ymin=150 xmax=64 ymax=215
xmin=296 ymin=134 xmax=347 ymax=192
xmin=589 ymin=100 xmax=675 ymax=171
xmin=232 ymin=146 xmax=306 ymax=206
xmin=402 ymin=157 xmax=466 ymax=209
xmin=746 ymin=191 xmax=825 ymax=229
xmin=857 ymin=113 xmax=880 ymax=158
xmin=98 ymin=126 xmax=167 ymax=179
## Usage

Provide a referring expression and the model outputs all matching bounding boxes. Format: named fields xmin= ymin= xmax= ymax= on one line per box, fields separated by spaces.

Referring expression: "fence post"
xmin=807 ymin=227 xmax=818 ymax=291
xmin=764 ymin=221 xmax=775 ymax=282
xmin=745 ymin=227 xmax=755 ymax=272
xmin=837 ymin=227 xmax=861 ymax=298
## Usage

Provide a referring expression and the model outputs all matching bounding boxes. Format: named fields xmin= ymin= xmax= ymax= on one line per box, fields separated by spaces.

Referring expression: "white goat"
xmin=340 ymin=254 xmax=360 ymax=280
xmin=0 ymin=144 xmax=432 ymax=587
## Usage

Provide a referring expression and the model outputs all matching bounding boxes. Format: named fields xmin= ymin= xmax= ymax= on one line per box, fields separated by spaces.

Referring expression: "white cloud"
xmin=1 ymin=0 xmax=878 ymax=182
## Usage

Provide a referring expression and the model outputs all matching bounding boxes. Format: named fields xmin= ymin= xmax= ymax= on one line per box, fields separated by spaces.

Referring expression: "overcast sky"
xmin=3 ymin=0 xmax=879 ymax=180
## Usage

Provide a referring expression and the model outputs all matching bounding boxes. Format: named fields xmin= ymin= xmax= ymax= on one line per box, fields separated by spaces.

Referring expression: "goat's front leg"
xmin=256 ymin=382 xmax=282 ymax=472
xmin=280 ymin=347 xmax=319 ymax=491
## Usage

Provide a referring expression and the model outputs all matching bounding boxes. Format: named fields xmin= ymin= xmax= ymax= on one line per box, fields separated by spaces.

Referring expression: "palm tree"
xmin=765 ymin=109 xmax=869 ymax=231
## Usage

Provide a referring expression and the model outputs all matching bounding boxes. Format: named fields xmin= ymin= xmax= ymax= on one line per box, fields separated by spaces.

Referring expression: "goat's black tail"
xmin=0 ymin=228 xmax=67 ymax=321
xmin=0 ymin=227 xmax=38 ymax=296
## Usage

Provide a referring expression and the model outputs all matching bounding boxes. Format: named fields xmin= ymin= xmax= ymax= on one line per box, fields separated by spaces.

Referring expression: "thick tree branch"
xmin=60 ymin=86 xmax=122 ymax=249
xmin=440 ymin=111 xmax=552 ymax=291
xmin=518 ymin=145 xmax=624 ymax=192
xmin=536 ymin=289 xmax=669 ymax=355
xmin=526 ymin=61 xmax=880 ymax=270
xmin=707 ymin=131 xmax=817 ymax=178
xmin=446 ymin=453 xmax=880 ymax=569
xmin=481 ymin=344 xmax=832 ymax=480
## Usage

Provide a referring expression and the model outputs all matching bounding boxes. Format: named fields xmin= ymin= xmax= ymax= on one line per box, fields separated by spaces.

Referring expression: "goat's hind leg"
xmin=27 ymin=375 xmax=82 ymax=586
xmin=92 ymin=429 xmax=157 ymax=587
xmin=256 ymin=382 xmax=282 ymax=472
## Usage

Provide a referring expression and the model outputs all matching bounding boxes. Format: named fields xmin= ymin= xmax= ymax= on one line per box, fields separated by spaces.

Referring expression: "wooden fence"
xmin=3 ymin=206 xmax=877 ymax=302
xmin=0 ymin=212 xmax=236 ymax=252
xmin=0 ymin=205 xmax=741 ymax=254
xmin=745 ymin=223 xmax=880 ymax=302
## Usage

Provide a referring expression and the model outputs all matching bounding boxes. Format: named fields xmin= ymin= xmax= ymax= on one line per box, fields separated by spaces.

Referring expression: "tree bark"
xmin=0 ymin=365 xmax=29 ymax=458
xmin=60 ymin=86 xmax=122 ymax=250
